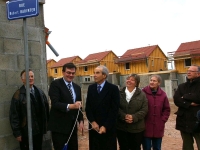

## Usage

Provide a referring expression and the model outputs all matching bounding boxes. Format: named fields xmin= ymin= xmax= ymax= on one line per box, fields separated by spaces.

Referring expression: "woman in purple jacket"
xmin=142 ymin=75 xmax=170 ymax=150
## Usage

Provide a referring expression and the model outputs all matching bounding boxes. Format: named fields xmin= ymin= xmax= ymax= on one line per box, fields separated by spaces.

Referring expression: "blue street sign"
xmin=6 ymin=0 xmax=39 ymax=20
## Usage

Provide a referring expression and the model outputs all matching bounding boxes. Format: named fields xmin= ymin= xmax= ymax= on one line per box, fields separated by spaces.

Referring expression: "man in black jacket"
xmin=48 ymin=63 xmax=83 ymax=150
xmin=85 ymin=65 xmax=120 ymax=150
xmin=9 ymin=69 xmax=49 ymax=150
xmin=174 ymin=65 xmax=200 ymax=150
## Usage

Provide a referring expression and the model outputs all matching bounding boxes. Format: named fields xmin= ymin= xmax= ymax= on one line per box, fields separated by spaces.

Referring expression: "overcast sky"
xmin=44 ymin=0 xmax=200 ymax=61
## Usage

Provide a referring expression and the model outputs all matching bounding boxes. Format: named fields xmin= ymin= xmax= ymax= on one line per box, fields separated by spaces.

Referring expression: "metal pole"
xmin=23 ymin=18 xmax=33 ymax=150
xmin=46 ymin=42 xmax=59 ymax=57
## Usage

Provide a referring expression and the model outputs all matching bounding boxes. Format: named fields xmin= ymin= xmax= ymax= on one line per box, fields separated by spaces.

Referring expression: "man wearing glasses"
xmin=174 ymin=65 xmax=200 ymax=150
xmin=48 ymin=63 xmax=84 ymax=150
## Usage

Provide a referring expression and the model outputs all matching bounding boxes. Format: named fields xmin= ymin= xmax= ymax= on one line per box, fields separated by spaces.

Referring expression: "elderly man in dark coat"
xmin=85 ymin=65 xmax=120 ymax=150
xmin=174 ymin=65 xmax=200 ymax=150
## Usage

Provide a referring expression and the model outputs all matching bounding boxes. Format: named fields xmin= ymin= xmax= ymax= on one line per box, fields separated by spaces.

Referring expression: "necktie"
xmin=68 ymin=84 xmax=74 ymax=102
xmin=97 ymin=85 xmax=101 ymax=93
xmin=30 ymin=88 xmax=35 ymax=97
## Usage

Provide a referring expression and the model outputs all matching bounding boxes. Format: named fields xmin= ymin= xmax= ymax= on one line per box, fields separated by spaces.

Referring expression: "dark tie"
xmin=68 ymin=84 xmax=74 ymax=103
xmin=97 ymin=85 xmax=101 ymax=93
xmin=30 ymin=88 xmax=35 ymax=97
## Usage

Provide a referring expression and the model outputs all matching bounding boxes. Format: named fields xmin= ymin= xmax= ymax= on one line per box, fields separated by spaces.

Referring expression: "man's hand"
xmin=91 ymin=121 xmax=99 ymax=132
xmin=16 ymin=136 xmax=22 ymax=142
xmin=191 ymin=102 xmax=199 ymax=106
xmin=69 ymin=101 xmax=82 ymax=109
xmin=125 ymin=114 xmax=133 ymax=123
xmin=98 ymin=126 xmax=106 ymax=134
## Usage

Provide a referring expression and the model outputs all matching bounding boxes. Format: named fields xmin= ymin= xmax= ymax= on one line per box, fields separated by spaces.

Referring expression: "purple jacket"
xmin=142 ymin=86 xmax=170 ymax=138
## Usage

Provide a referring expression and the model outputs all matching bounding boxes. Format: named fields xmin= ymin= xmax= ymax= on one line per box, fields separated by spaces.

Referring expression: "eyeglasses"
xmin=66 ymin=71 xmax=75 ymax=75
xmin=187 ymin=70 xmax=198 ymax=73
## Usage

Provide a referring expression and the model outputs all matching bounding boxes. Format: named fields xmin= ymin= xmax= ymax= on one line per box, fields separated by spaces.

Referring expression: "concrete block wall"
xmin=0 ymin=1 xmax=52 ymax=149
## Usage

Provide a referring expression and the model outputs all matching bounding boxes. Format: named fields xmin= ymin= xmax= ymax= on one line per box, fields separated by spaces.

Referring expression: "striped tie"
xmin=68 ymin=84 xmax=74 ymax=103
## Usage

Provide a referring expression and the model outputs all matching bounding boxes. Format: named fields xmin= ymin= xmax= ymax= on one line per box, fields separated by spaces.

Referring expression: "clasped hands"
xmin=91 ymin=121 xmax=106 ymax=134
xmin=125 ymin=114 xmax=133 ymax=123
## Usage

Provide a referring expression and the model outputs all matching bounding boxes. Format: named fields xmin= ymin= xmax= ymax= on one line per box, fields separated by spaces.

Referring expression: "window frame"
xmin=125 ymin=63 xmax=130 ymax=70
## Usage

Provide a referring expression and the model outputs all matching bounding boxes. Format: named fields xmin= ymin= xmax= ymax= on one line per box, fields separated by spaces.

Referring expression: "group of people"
xmin=9 ymin=63 xmax=200 ymax=150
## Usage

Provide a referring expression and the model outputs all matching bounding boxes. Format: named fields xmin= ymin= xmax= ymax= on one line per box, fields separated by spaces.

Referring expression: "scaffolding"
xmin=167 ymin=48 xmax=200 ymax=69
xmin=168 ymin=48 xmax=200 ymax=61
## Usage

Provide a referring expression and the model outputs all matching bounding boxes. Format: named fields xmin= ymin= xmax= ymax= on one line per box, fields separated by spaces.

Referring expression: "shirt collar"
xmin=24 ymin=85 xmax=34 ymax=90
xmin=63 ymin=78 xmax=72 ymax=87
xmin=98 ymin=80 xmax=106 ymax=88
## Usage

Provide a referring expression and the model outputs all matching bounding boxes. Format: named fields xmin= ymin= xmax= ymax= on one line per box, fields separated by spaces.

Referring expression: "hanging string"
xmin=63 ymin=104 xmax=97 ymax=148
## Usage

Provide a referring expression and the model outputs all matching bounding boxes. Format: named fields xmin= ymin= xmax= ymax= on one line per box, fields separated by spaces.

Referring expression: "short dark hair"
xmin=20 ymin=69 xmax=32 ymax=78
xmin=62 ymin=63 xmax=77 ymax=72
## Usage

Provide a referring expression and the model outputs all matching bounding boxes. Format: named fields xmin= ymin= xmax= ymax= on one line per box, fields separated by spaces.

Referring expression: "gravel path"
xmin=78 ymin=100 xmax=198 ymax=150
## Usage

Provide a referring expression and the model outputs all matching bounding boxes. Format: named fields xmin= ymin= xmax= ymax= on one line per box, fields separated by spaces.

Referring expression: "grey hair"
xmin=126 ymin=74 xmax=140 ymax=87
xmin=96 ymin=65 xmax=109 ymax=79
xmin=150 ymin=74 xmax=162 ymax=83
xmin=191 ymin=65 xmax=200 ymax=72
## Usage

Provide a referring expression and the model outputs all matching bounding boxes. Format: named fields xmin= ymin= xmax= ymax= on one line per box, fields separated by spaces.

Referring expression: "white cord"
xmin=64 ymin=105 xmax=94 ymax=146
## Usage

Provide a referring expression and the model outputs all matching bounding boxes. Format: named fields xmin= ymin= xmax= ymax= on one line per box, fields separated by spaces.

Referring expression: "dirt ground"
xmin=77 ymin=99 xmax=198 ymax=150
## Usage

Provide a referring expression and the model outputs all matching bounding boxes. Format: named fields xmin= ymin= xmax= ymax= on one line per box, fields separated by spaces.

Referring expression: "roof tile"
xmin=51 ymin=56 xmax=80 ymax=68
xmin=77 ymin=51 xmax=112 ymax=64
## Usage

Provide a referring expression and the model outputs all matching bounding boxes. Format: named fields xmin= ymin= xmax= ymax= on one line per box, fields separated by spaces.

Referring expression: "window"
xmin=84 ymin=77 xmax=90 ymax=82
xmin=164 ymin=61 xmax=167 ymax=68
xmin=185 ymin=59 xmax=191 ymax=67
xmin=84 ymin=66 xmax=88 ymax=72
xmin=151 ymin=60 xmax=154 ymax=66
xmin=125 ymin=63 xmax=130 ymax=70
xmin=54 ymin=68 xmax=57 ymax=74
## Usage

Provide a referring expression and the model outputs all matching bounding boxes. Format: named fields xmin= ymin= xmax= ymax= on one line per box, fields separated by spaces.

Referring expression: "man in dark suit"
xmin=48 ymin=63 xmax=84 ymax=150
xmin=85 ymin=65 xmax=120 ymax=150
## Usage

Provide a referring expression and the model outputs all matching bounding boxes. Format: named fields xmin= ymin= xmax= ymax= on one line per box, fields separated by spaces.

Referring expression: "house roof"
xmin=47 ymin=59 xmax=56 ymax=64
xmin=51 ymin=56 xmax=81 ymax=68
xmin=173 ymin=40 xmax=200 ymax=57
xmin=116 ymin=45 xmax=159 ymax=63
xmin=77 ymin=51 xmax=114 ymax=65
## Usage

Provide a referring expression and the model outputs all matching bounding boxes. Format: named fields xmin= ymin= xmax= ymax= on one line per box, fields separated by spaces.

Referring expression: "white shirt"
xmin=125 ymin=87 xmax=136 ymax=103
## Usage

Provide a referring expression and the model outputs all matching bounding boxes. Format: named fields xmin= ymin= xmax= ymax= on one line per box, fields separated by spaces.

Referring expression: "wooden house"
xmin=168 ymin=40 xmax=200 ymax=73
xmin=50 ymin=56 xmax=82 ymax=79
xmin=76 ymin=51 xmax=118 ymax=77
xmin=47 ymin=59 xmax=56 ymax=77
xmin=115 ymin=45 xmax=168 ymax=75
